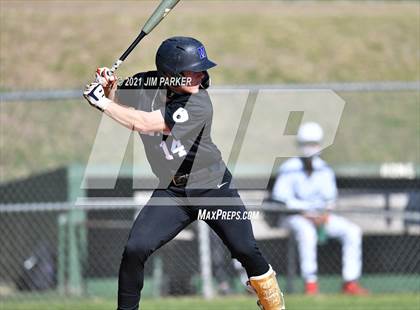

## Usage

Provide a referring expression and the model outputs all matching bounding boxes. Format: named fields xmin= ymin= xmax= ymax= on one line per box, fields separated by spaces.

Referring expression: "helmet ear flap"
xmin=200 ymin=71 xmax=211 ymax=89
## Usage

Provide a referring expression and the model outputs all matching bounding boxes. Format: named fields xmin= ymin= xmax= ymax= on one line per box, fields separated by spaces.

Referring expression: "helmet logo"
xmin=172 ymin=107 xmax=189 ymax=123
xmin=197 ymin=46 xmax=207 ymax=60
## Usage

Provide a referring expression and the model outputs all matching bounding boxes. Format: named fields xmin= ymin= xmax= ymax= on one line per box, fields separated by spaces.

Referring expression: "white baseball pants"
xmin=286 ymin=214 xmax=362 ymax=282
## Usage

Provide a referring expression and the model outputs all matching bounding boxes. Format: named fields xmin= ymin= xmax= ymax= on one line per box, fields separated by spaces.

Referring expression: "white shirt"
xmin=271 ymin=157 xmax=337 ymax=211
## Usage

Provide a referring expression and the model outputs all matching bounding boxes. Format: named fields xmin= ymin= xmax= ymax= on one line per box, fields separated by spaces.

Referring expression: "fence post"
xmin=198 ymin=220 xmax=214 ymax=299
xmin=57 ymin=213 xmax=67 ymax=294
xmin=286 ymin=232 xmax=296 ymax=293
xmin=66 ymin=164 xmax=87 ymax=296
xmin=152 ymin=256 xmax=163 ymax=298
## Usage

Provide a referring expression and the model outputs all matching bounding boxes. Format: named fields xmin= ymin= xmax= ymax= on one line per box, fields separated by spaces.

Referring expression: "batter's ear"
xmin=200 ymin=71 xmax=211 ymax=89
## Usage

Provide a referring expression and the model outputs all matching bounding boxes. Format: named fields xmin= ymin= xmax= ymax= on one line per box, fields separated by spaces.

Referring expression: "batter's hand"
xmin=95 ymin=67 xmax=116 ymax=87
xmin=83 ymin=82 xmax=112 ymax=112
xmin=96 ymin=67 xmax=118 ymax=101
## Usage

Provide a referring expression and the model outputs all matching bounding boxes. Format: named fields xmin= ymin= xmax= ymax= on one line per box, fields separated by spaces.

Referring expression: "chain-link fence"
xmin=0 ymin=174 xmax=419 ymax=301
xmin=1 ymin=83 xmax=419 ymax=304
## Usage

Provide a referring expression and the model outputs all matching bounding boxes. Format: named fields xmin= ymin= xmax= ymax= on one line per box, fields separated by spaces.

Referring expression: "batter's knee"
xmin=124 ymin=238 xmax=155 ymax=263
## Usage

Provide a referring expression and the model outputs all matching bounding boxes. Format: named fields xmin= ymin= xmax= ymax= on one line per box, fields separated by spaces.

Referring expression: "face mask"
xmin=299 ymin=145 xmax=321 ymax=158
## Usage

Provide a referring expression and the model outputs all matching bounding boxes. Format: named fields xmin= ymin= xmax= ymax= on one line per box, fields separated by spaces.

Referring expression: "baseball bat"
xmin=108 ymin=0 xmax=181 ymax=74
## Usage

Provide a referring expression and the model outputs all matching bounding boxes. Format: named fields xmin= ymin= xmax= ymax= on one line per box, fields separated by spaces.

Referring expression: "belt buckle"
xmin=173 ymin=174 xmax=189 ymax=186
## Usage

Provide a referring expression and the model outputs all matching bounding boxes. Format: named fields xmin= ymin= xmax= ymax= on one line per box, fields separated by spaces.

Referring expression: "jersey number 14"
xmin=159 ymin=139 xmax=187 ymax=160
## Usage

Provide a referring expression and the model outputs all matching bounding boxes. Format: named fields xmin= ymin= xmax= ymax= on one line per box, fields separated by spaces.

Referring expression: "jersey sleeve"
xmin=160 ymin=91 xmax=212 ymax=140
xmin=320 ymin=167 xmax=338 ymax=202
xmin=272 ymin=172 xmax=308 ymax=209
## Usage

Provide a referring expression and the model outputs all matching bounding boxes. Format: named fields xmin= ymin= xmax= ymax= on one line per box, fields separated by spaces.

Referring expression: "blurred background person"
xmin=271 ymin=122 xmax=369 ymax=295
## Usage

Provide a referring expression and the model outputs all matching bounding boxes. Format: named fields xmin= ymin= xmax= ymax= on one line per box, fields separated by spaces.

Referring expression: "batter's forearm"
xmin=84 ymin=82 xmax=166 ymax=132
xmin=104 ymin=101 xmax=147 ymax=131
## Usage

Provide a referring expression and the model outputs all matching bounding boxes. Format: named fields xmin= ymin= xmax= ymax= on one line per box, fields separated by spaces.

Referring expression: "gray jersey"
xmin=116 ymin=71 xmax=223 ymax=184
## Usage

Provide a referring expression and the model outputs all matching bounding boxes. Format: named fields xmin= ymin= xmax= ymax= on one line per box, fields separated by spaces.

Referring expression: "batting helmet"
xmin=155 ymin=36 xmax=216 ymax=76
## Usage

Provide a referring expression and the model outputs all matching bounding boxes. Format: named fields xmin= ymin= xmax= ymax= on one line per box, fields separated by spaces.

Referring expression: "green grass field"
xmin=1 ymin=2 xmax=418 ymax=89
xmin=2 ymin=294 xmax=420 ymax=310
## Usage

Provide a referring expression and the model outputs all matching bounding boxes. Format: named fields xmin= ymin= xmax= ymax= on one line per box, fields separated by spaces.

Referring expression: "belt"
xmin=172 ymin=162 xmax=224 ymax=187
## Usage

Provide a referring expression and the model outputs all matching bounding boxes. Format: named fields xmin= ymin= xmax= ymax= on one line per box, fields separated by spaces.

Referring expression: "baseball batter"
xmin=84 ymin=37 xmax=285 ymax=310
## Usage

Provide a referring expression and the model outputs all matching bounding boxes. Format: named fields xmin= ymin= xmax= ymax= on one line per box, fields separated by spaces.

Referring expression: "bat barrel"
xmin=108 ymin=0 xmax=180 ymax=73
xmin=142 ymin=0 xmax=180 ymax=34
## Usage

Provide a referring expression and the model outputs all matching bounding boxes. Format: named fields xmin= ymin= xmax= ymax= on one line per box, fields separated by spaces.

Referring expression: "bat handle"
xmin=109 ymin=59 xmax=123 ymax=74
xmin=108 ymin=30 xmax=147 ymax=75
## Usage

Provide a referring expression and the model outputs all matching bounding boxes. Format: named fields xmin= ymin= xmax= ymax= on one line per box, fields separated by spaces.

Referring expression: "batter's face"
xmin=172 ymin=71 xmax=205 ymax=94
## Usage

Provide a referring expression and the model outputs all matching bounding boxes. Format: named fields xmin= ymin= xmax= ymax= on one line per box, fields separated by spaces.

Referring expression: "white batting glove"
xmin=95 ymin=67 xmax=116 ymax=87
xmin=83 ymin=82 xmax=112 ymax=111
